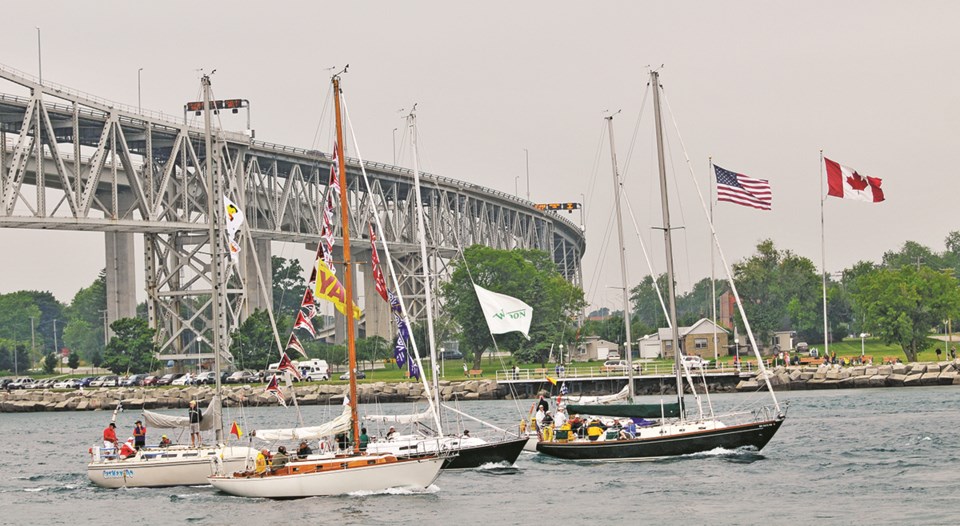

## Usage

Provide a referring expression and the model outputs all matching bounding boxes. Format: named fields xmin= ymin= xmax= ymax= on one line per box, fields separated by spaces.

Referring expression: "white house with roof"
xmin=638 ymin=318 xmax=729 ymax=359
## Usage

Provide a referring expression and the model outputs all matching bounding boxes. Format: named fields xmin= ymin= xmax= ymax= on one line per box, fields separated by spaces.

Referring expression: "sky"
xmin=2 ymin=0 xmax=958 ymax=312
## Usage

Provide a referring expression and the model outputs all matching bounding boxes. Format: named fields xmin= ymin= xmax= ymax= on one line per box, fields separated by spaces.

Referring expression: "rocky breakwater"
xmin=735 ymin=360 xmax=960 ymax=392
xmin=0 ymin=379 xmax=507 ymax=413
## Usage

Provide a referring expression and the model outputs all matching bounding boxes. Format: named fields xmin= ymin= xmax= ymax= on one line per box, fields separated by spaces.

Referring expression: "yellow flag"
xmin=546 ymin=376 xmax=557 ymax=386
xmin=314 ymin=258 xmax=363 ymax=320
xmin=230 ymin=421 xmax=243 ymax=439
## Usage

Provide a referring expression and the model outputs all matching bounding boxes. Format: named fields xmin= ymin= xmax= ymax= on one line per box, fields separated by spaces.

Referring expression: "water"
xmin=2 ymin=388 xmax=958 ymax=525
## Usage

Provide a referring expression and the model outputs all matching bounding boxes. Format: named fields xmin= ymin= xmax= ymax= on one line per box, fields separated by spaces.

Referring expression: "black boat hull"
xmin=442 ymin=436 xmax=528 ymax=469
xmin=535 ymin=418 xmax=784 ymax=460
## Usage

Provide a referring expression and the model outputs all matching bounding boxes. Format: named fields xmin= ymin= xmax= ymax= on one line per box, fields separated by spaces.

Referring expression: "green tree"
xmin=102 ymin=318 xmax=158 ymax=374
xmin=355 ymin=336 xmax=389 ymax=369
xmin=882 ymin=241 xmax=944 ymax=271
xmin=67 ymin=351 xmax=80 ymax=371
xmin=42 ymin=352 xmax=58 ymax=374
xmin=63 ymin=271 xmax=107 ymax=362
xmin=272 ymin=256 xmax=307 ymax=318
xmin=732 ymin=240 xmax=823 ymax=347
xmin=0 ymin=294 xmax=42 ymax=346
xmin=229 ymin=309 xmax=278 ymax=371
xmin=853 ymin=266 xmax=960 ymax=361
xmin=441 ymin=245 xmax=584 ymax=368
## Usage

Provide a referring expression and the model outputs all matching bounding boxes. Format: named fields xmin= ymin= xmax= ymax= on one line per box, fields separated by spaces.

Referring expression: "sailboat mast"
xmin=650 ymin=71 xmax=685 ymax=409
xmin=332 ymin=76 xmax=361 ymax=453
xmin=605 ymin=115 xmax=636 ymax=401
xmin=202 ymin=75 xmax=225 ymax=444
xmin=408 ymin=112 xmax=443 ymax=431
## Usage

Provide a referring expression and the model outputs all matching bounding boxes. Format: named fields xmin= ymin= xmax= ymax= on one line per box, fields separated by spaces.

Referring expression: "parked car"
xmin=195 ymin=371 xmax=219 ymax=385
xmin=338 ymin=370 xmax=367 ymax=381
xmin=31 ymin=378 xmax=57 ymax=389
xmin=8 ymin=377 xmax=36 ymax=389
xmin=53 ymin=378 xmax=81 ymax=389
xmin=681 ymin=355 xmax=709 ymax=369
xmin=142 ymin=375 xmax=159 ymax=386
xmin=156 ymin=373 xmax=183 ymax=386
xmin=224 ymin=371 xmax=257 ymax=384
xmin=89 ymin=375 xmax=120 ymax=387
xmin=0 ymin=378 xmax=13 ymax=390
xmin=78 ymin=376 xmax=97 ymax=387
xmin=439 ymin=349 xmax=463 ymax=360
xmin=601 ymin=360 xmax=640 ymax=372
xmin=171 ymin=373 xmax=196 ymax=386
xmin=120 ymin=374 xmax=147 ymax=387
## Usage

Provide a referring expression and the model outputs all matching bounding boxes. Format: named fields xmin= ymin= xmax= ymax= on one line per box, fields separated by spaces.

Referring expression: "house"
xmin=571 ymin=336 xmax=621 ymax=362
xmin=645 ymin=318 xmax=729 ymax=359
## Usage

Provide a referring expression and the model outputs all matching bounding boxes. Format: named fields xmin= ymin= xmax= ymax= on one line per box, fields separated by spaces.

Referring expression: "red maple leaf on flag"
xmin=846 ymin=172 xmax=869 ymax=191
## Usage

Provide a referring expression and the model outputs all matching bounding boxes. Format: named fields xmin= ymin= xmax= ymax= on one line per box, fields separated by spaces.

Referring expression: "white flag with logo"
xmin=223 ymin=195 xmax=245 ymax=262
xmin=473 ymin=284 xmax=533 ymax=339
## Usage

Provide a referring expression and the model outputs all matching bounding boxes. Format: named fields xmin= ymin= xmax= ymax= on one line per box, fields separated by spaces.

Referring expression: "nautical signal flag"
xmin=265 ymin=375 xmax=286 ymax=407
xmin=230 ymin=421 xmax=243 ymax=439
xmin=714 ymin=165 xmax=772 ymax=211
xmin=825 ymin=157 xmax=885 ymax=203
xmin=546 ymin=376 xmax=558 ymax=386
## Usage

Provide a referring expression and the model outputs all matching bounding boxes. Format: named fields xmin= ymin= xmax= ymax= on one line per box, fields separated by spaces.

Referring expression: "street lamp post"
xmin=860 ymin=332 xmax=866 ymax=357
xmin=579 ymin=192 xmax=585 ymax=230
xmin=36 ymin=27 xmax=42 ymax=84
xmin=514 ymin=175 xmax=519 ymax=196
xmin=392 ymin=127 xmax=397 ymax=165
xmin=440 ymin=347 xmax=445 ymax=378
xmin=138 ymin=67 xmax=143 ymax=113
xmin=524 ymin=148 xmax=530 ymax=200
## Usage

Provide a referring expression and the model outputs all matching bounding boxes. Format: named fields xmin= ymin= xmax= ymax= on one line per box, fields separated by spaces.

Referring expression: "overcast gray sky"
xmin=2 ymin=1 xmax=958 ymax=311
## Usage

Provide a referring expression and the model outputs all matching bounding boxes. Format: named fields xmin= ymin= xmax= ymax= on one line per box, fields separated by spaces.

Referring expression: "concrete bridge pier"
xmin=362 ymin=260 xmax=392 ymax=341
xmin=243 ymin=237 xmax=272 ymax=315
xmin=104 ymin=230 xmax=137 ymax=336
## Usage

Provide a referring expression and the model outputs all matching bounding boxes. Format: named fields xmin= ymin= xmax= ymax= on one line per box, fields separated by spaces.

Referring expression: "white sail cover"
xmin=563 ymin=385 xmax=630 ymax=405
xmin=363 ymin=408 xmax=434 ymax=425
xmin=251 ymin=406 xmax=352 ymax=442
xmin=142 ymin=396 xmax=221 ymax=431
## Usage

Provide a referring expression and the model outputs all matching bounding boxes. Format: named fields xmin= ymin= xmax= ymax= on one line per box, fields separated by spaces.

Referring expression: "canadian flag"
xmin=825 ymin=158 xmax=885 ymax=203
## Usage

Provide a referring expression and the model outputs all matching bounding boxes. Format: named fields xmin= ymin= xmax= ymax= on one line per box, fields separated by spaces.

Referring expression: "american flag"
xmin=714 ymin=165 xmax=772 ymax=211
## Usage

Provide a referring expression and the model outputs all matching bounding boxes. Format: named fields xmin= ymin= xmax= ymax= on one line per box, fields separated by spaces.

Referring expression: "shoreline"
xmin=2 ymin=360 xmax=957 ymax=413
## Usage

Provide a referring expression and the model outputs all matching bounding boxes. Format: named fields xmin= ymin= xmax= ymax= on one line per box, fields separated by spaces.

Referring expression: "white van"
xmin=267 ymin=358 xmax=330 ymax=381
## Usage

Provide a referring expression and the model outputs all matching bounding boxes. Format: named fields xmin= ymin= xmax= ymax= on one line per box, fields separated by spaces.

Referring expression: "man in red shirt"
xmin=103 ymin=422 xmax=119 ymax=449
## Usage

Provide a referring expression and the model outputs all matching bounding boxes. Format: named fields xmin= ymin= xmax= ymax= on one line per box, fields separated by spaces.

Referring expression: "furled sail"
xmin=251 ymin=405 xmax=352 ymax=442
xmin=563 ymin=385 xmax=630 ymax=405
xmin=362 ymin=408 xmax=434 ymax=425
xmin=142 ymin=396 xmax=220 ymax=431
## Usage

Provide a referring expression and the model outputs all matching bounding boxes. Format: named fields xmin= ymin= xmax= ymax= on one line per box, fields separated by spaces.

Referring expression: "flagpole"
xmin=819 ymin=149 xmax=829 ymax=359
xmin=709 ymin=157 xmax=718 ymax=363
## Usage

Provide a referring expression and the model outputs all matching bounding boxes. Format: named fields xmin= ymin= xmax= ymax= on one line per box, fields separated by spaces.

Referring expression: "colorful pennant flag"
xmin=293 ymin=311 xmax=316 ymax=338
xmin=230 ymin=421 xmax=243 ymax=439
xmin=285 ymin=333 xmax=308 ymax=359
xmin=314 ymin=257 xmax=363 ymax=320
xmin=277 ymin=352 xmax=302 ymax=380
xmin=301 ymin=286 xmax=317 ymax=319
xmin=265 ymin=375 xmax=286 ymax=407
xmin=223 ymin=196 xmax=245 ymax=262
xmin=369 ymin=223 xmax=389 ymax=303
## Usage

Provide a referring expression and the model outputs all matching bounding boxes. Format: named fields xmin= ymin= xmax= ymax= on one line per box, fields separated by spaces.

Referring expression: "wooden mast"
xmin=332 ymin=75 xmax=361 ymax=453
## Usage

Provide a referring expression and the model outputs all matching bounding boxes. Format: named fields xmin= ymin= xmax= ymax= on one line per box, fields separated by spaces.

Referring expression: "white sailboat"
xmin=207 ymin=72 xmax=445 ymax=498
xmin=361 ymin=110 xmax=527 ymax=468
xmin=536 ymin=70 xmax=785 ymax=461
xmin=86 ymin=75 xmax=258 ymax=488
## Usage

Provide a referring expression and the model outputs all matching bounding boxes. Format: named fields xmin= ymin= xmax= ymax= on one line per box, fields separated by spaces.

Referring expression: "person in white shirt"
xmin=535 ymin=407 xmax=546 ymax=430
xmin=554 ymin=407 xmax=567 ymax=429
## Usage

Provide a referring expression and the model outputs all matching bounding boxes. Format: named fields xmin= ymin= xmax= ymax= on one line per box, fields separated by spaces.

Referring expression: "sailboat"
xmin=361 ymin=110 xmax=527 ymax=469
xmin=207 ymin=72 xmax=446 ymax=498
xmin=86 ymin=75 xmax=258 ymax=488
xmin=536 ymin=70 xmax=785 ymax=461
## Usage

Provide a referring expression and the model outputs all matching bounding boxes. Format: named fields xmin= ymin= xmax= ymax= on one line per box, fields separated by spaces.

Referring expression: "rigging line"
xmin=584 ymin=118 xmax=609 ymax=227
xmin=311 ymin=82 xmax=335 ymax=151
xmin=619 ymin=81 xmax=651 ymax=177
xmin=341 ymin=95 xmax=442 ymax=432
xmin=620 ymin=191 xmax=671 ymax=327
xmin=659 ymin=107 xmax=694 ymax=293
xmin=660 ymin=87 xmax=781 ymax=413
xmin=585 ymin=205 xmax=617 ymax=308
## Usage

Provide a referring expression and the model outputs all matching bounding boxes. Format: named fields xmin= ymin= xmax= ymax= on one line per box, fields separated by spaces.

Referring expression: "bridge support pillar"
xmin=104 ymin=231 xmax=138 ymax=335
xmin=363 ymin=262 xmax=392 ymax=342
xmin=243 ymin=237 xmax=272 ymax=315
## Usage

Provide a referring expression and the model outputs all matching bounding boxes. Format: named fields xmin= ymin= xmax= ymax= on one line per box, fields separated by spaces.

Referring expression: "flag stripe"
xmin=714 ymin=165 xmax=772 ymax=211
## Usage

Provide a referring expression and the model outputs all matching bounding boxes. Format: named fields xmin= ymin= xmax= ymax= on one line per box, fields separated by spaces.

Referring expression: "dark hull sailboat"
xmin=536 ymin=417 xmax=783 ymax=461
xmin=443 ymin=436 xmax=529 ymax=469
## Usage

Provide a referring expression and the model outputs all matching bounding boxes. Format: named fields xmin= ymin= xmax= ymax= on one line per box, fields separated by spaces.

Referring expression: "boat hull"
xmin=442 ymin=436 xmax=527 ymax=469
xmin=536 ymin=417 xmax=784 ymax=461
xmin=208 ymin=455 xmax=444 ymax=498
xmin=87 ymin=445 xmax=258 ymax=488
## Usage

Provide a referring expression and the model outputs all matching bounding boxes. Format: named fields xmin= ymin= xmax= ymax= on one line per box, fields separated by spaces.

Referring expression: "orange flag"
xmin=230 ymin=421 xmax=243 ymax=439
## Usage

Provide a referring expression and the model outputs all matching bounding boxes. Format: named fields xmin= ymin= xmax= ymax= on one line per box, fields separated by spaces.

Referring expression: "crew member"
xmin=103 ymin=422 xmax=119 ymax=450
xmin=119 ymin=438 xmax=137 ymax=459
xmin=188 ymin=400 xmax=202 ymax=447
xmin=133 ymin=420 xmax=146 ymax=450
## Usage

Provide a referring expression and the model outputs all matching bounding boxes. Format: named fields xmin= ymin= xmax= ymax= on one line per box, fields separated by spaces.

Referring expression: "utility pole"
xmin=53 ymin=319 xmax=59 ymax=371
xmin=36 ymin=27 xmax=42 ymax=84
xmin=392 ymin=127 xmax=397 ymax=165
xmin=524 ymin=148 xmax=530 ymax=200
xmin=138 ymin=67 xmax=143 ymax=113
xmin=30 ymin=317 xmax=36 ymax=368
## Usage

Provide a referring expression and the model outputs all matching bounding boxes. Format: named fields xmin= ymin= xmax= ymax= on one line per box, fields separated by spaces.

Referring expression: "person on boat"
xmin=537 ymin=396 xmax=549 ymax=412
xmin=133 ymin=420 xmax=146 ymax=450
xmin=188 ymin=400 xmax=202 ymax=447
xmin=336 ymin=432 xmax=349 ymax=451
xmin=359 ymin=428 xmax=370 ymax=451
xmin=462 ymin=429 xmax=471 ymax=438
xmin=255 ymin=449 xmax=269 ymax=474
xmin=621 ymin=419 xmax=638 ymax=439
xmin=271 ymin=446 xmax=289 ymax=471
xmin=534 ymin=407 xmax=546 ymax=431
xmin=119 ymin=438 xmax=137 ymax=459
xmin=554 ymin=407 xmax=568 ymax=429
xmin=159 ymin=435 xmax=172 ymax=448
xmin=385 ymin=426 xmax=397 ymax=441
xmin=297 ymin=440 xmax=312 ymax=459
xmin=102 ymin=422 xmax=119 ymax=450
xmin=586 ymin=419 xmax=606 ymax=441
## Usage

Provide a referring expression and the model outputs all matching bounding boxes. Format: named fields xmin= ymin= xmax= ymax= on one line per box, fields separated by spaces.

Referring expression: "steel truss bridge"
xmin=0 ymin=64 xmax=585 ymax=364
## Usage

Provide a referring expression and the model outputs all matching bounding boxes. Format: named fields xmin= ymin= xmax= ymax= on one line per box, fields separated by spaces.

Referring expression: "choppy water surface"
xmin=2 ymin=388 xmax=958 ymax=525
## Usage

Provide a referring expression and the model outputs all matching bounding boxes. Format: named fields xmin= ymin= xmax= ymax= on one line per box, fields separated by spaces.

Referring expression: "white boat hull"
xmin=87 ymin=445 xmax=258 ymax=488
xmin=208 ymin=455 xmax=444 ymax=498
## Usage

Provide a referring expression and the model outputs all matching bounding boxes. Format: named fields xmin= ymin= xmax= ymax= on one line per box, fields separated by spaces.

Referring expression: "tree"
xmin=0 ymin=293 xmax=42 ymax=345
xmin=229 ymin=309 xmax=278 ymax=371
xmin=272 ymin=256 xmax=307 ymax=318
xmin=853 ymin=266 xmax=960 ymax=361
xmin=732 ymin=240 xmax=823 ymax=347
xmin=441 ymin=245 xmax=585 ymax=368
xmin=63 ymin=271 xmax=107 ymax=362
xmin=882 ymin=241 xmax=944 ymax=271
xmin=102 ymin=318 xmax=158 ymax=374
xmin=355 ymin=336 xmax=389 ymax=369
xmin=67 ymin=351 xmax=80 ymax=371
xmin=42 ymin=352 xmax=58 ymax=374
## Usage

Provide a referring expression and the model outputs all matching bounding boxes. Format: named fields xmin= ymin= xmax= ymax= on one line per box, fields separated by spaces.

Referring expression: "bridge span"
xmin=0 ymin=64 xmax=585 ymax=363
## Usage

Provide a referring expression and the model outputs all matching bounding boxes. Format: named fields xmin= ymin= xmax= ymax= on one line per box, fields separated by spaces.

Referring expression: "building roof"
xmin=653 ymin=318 xmax=728 ymax=342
